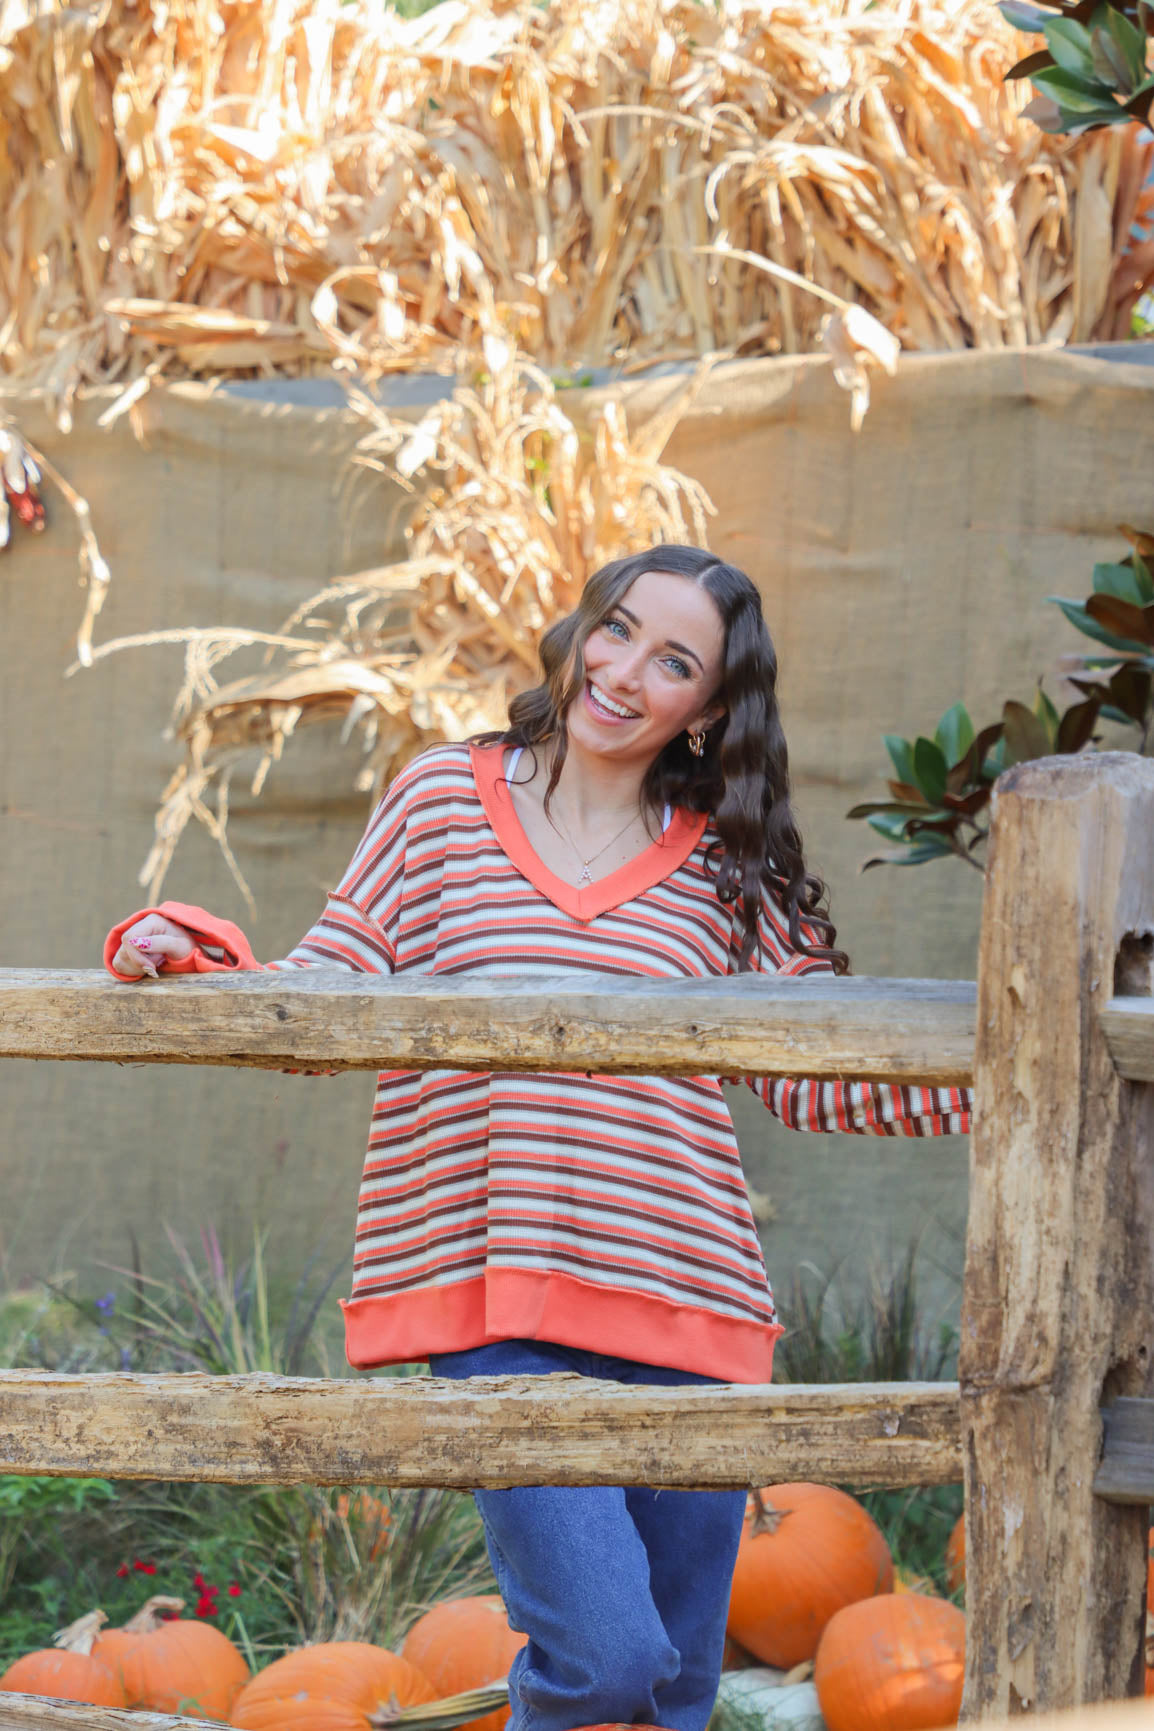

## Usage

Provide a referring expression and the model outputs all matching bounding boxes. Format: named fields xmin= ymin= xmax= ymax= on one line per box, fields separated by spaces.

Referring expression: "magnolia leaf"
xmin=1092 ymin=23 xmax=1137 ymax=87
xmin=1103 ymin=661 xmax=1154 ymax=722
xmin=1055 ymin=696 xmax=1101 ymax=753
xmin=1093 ymin=560 xmax=1149 ymax=604
xmin=912 ymin=736 xmax=949 ymax=806
xmin=1043 ymin=15 xmax=1100 ymax=76
xmin=887 ymin=779 xmax=930 ymax=805
xmin=1050 ymin=594 xmax=1152 ymax=653
xmin=947 ymin=720 xmax=1006 ymax=795
xmin=1031 ymin=64 xmax=1120 ymax=107
xmin=1132 ymin=555 xmax=1154 ymax=603
xmin=866 ymin=811 xmax=917 ymax=842
xmin=1122 ymin=78 xmax=1154 ymax=121
xmin=861 ymin=835 xmax=958 ymax=871
xmin=847 ymin=800 xmax=935 ymax=820
xmin=941 ymin=787 xmax=994 ymax=817
xmin=1000 ymin=0 xmax=1057 ymax=30
xmin=983 ymin=734 xmax=1010 ymax=780
xmin=1084 ymin=592 xmax=1154 ymax=646
xmin=1105 ymin=6 xmax=1152 ymax=82
xmin=1119 ymin=525 xmax=1154 ymax=562
xmin=935 ymin=701 xmax=975 ymax=769
xmin=1033 ymin=684 xmax=1061 ymax=741
xmin=883 ymin=733 xmax=916 ymax=786
xmin=1021 ymin=93 xmax=1074 ymax=125
xmin=1003 ymin=699 xmax=1053 ymax=764
xmin=1007 ymin=47 xmax=1060 ymax=78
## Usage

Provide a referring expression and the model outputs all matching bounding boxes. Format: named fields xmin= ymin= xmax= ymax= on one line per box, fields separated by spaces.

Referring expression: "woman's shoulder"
xmin=388 ymin=738 xmax=479 ymax=794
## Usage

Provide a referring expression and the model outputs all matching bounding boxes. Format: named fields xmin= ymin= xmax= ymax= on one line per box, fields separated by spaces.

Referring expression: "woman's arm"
xmin=105 ymin=752 xmax=419 ymax=983
xmin=728 ymin=883 xmax=972 ymax=1136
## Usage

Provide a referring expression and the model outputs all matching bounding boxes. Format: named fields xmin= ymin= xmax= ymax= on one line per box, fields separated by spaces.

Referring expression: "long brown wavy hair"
xmin=471 ymin=544 xmax=849 ymax=974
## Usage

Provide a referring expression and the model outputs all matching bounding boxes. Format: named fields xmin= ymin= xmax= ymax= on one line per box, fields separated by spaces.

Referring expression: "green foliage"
xmin=0 ymin=1226 xmax=493 ymax=1666
xmin=858 ymin=1483 xmax=965 ymax=1602
xmin=772 ymin=1244 xmax=964 ymax=1598
xmin=772 ymin=1242 xmax=958 ymax=1387
xmin=999 ymin=1 xmax=1154 ymax=135
xmin=849 ymin=526 xmax=1154 ymax=870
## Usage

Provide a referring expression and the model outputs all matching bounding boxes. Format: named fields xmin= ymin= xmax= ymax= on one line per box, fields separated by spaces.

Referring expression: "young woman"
xmin=106 ymin=545 xmax=970 ymax=1731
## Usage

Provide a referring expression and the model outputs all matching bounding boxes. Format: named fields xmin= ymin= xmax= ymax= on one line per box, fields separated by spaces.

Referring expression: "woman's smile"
xmin=585 ymin=679 xmax=642 ymax=721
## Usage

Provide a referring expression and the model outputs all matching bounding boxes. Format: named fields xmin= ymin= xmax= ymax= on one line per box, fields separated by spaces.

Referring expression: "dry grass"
xmin=2 ymin=0 xmax=1152 ymax=425
xmin=75 ymin=350 xmax=720 ymax=905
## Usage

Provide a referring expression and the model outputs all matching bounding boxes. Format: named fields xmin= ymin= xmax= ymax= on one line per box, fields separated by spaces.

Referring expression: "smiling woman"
xmin=102 ymin=541 xmax=970 ymax=1731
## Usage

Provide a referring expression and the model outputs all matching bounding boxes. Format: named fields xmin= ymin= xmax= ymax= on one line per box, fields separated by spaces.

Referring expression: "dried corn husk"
xmin=77 ymin=350 xmax=719 ymax=903
xmin=2 ymin=0 xmax=1152 ymax=425
xmin=11 ymin=0 xmax=1154 ymax=895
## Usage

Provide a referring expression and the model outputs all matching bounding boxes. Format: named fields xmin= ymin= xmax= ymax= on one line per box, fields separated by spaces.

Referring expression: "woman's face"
xmin=565 ymin=569 xmax=727 ymax=768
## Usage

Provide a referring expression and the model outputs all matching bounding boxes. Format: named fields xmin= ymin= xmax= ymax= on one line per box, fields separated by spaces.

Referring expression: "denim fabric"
xmin=427 ymin=1337 xmax=747 ymax=1731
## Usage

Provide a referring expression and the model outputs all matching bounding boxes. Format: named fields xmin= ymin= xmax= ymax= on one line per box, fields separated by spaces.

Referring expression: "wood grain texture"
xmin=7 ymin=1688 xmax=1154 ymax=1731
xmin=959 ymin=754 xmax=1154 ymax=1719
xmin=0 ymin=1701 xmax=230 ymax=1731
xmin=0 ymin=969 xmax=976 ymax=1083
xmin=1100 ymin=998 xmax=1154 ymax=1083
xmin=1093 ymin=1398 xmax=1154 ymax=1504
xmin=0 ymin=1370 xmax=962 ymax=1489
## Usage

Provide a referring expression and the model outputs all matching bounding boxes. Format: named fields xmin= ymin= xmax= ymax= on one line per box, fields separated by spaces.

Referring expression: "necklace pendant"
xmin=578 ymin=864 xmax=592 ymax=884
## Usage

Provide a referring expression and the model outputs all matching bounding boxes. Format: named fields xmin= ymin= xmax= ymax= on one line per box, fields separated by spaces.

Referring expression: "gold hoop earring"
xmin=688 ymin=730 xmax=706 ymax=757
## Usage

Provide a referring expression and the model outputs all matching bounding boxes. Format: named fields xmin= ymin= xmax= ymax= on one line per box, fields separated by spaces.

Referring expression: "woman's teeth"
xmin=589 ymin=682 xmax=639 ymax=719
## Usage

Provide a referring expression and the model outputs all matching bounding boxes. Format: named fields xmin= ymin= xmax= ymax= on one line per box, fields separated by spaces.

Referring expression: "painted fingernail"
xmin=133 ymin=936 xmax=153 ymax=951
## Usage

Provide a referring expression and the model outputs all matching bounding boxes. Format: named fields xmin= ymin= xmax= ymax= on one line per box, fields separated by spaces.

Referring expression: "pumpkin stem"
xmin=747 ymin=1488 xmax=789 ymax=1539
xmin=52 ymin=1610 xmax=108 ymax=1654
xmin=120 ymin=1595 xmax=187 ymax=1632
xmin=368 ymin=1682 xmax=512 ymax=1730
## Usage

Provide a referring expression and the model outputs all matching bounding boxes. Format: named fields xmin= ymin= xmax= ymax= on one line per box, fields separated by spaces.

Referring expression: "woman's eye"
xmin=665 ymin=657 xmax=691 ymax=679
xmin=603 ymin=617 xmax=627 ymax=637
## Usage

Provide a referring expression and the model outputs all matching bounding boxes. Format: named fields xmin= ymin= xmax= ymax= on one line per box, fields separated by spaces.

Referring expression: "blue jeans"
xmin=427 ymin=1338 xmax=747 ymax=1731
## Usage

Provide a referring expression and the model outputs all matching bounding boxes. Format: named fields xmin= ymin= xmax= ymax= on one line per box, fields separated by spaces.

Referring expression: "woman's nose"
xmin=611 ymin=647 xmax=645 ymax=687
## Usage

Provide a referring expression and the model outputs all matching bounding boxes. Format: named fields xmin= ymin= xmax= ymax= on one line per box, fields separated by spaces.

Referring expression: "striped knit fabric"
xmin=107 ymin=741 xmax=970 ymax=1382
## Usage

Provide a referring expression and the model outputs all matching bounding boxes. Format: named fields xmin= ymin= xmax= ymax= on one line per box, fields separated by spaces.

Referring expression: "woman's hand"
xmin=111 ymin=913 xmax=196 ymax=979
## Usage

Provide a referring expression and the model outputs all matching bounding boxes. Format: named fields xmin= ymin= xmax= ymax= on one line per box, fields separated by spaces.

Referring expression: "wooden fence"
xmin=2 ymin=753 xmax=1154 ymax=1727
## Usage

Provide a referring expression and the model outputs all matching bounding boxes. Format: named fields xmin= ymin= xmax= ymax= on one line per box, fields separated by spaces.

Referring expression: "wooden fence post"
xmin=960 ymin=753 xmax=1154 ymax=1717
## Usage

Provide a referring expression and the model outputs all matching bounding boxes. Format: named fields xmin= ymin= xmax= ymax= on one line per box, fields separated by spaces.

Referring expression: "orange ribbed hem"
xmin=340 ymin=1269 xmax=782 ymax=1383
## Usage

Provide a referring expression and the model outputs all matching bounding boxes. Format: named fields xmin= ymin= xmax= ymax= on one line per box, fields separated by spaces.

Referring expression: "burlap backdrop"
xmin=4 ymin=344 xmax=1151 ymax=1358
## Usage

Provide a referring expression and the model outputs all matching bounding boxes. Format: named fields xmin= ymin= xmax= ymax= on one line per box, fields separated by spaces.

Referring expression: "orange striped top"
xmin=106 ymin=741 xmax=970 ymax=1382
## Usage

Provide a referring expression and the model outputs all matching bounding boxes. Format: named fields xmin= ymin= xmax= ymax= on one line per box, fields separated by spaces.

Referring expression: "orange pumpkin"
xmin=94 ymin=1594 xmax=249 ymax=1720
xmin=401 ymin=1594 xmax=526 ymax=1731
xmin=814 ymin=1592 xmax=965 ymax=1731
xmin=727 ymin=1485 xmax=894 ymax=1668
xmin=944 ymin=1515 xmax=965 ymax=1595
xmin=230 ymin=1640 xmax=438 ymax=1731
xmin=0 ymin=1610 xmax=126 ymax=1707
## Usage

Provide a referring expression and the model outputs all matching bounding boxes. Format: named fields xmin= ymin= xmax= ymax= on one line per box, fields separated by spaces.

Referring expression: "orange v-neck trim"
xmin=469 ymin=742 xmax=708 ymax=924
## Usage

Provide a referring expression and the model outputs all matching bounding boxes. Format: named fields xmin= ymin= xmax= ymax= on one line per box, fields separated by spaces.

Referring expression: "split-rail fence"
xmin=2 ymin=753 xmax=1154 ymax=1729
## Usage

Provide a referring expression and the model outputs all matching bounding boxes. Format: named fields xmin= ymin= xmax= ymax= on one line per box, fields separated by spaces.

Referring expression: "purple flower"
xmin=95 ymin=1292 xmax=116 ymax=1315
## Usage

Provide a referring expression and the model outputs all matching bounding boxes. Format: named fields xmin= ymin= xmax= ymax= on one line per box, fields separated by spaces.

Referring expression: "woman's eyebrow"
xmin=616 ymin=605 xmax=705 ymax=672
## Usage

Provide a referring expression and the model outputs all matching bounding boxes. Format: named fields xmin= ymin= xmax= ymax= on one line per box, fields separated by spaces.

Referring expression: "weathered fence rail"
xmin=1 ymin=752 xmax=1153 ymax=1727
xmin=0 ymin=969 xmax=978 ymax=1082
xmin=0 ymin=1372 xmax=963 ymax=1489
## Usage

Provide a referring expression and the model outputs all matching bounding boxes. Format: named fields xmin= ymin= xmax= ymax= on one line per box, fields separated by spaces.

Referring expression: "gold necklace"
xmin=548 ymin=802 xmax=646 ymax=884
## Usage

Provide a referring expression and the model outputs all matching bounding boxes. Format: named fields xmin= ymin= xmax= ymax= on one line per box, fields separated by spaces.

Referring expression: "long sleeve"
xmin=728 ymin=881 xmax=972 ymax=1137
xmin=104 ymin=752 xmax=417 ymax=982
